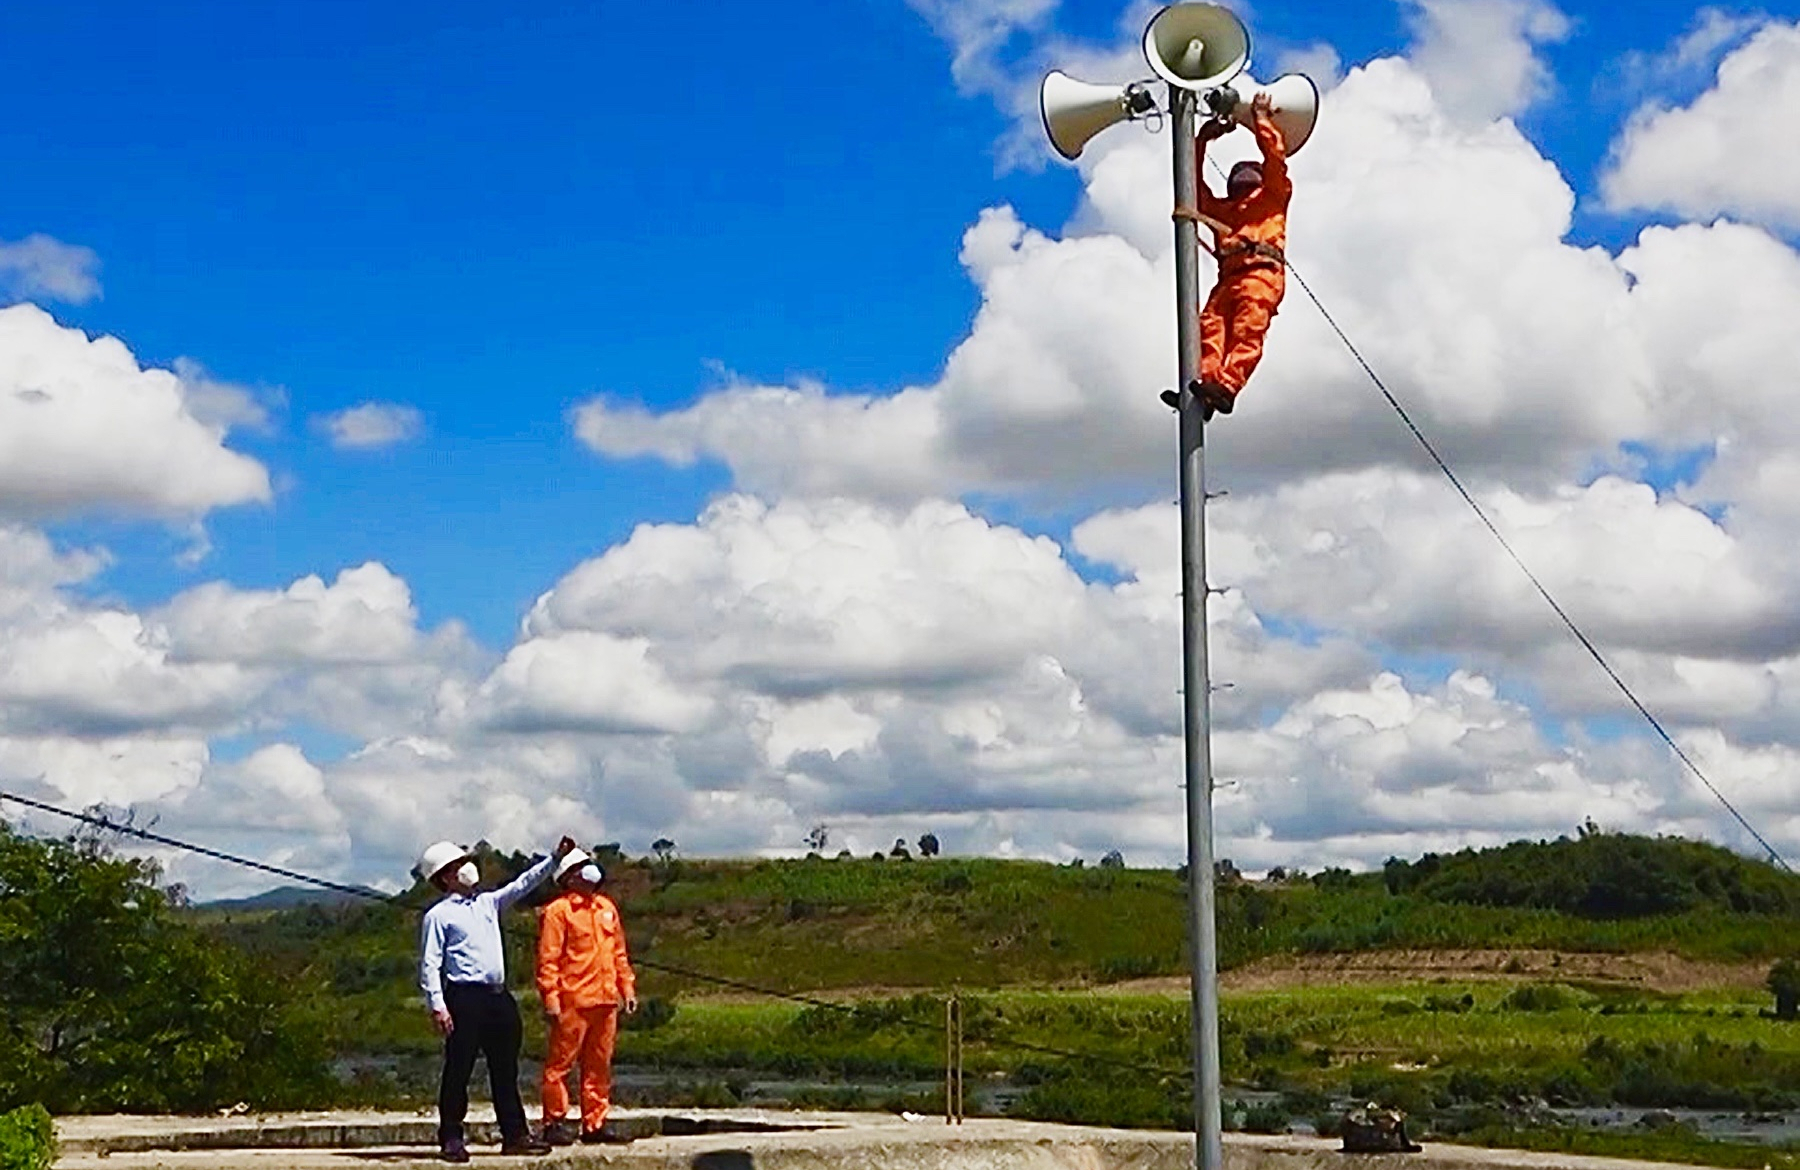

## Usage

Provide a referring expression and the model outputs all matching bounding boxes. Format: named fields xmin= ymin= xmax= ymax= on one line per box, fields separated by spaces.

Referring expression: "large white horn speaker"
xmin=1142 ymin=3 xmax=1250 ymax=92
xmin=1039 ymin=71 xmax=1153 ymax=160
xmin=1205 ymin=73 xmax=1321 ymax=154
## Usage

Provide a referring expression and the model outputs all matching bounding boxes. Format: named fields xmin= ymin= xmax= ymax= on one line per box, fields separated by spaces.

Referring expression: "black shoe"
xmin=439 ymin=1139 xmax=471 ymax=1164
xmin=499 ymin=1135 xmax=552 ymax=1156
xmin=542 ymin=1120 xmax=578 ymax=1147
xmin=1185 ymin=380 xmax=1217 ymax=422
xmin=1159 ymin=388 xmax=1180 ymax=410
xmin=1190 ymin=379 xmax=1240 ymax=417
xmin=580 ymin=1126 xmax=631 ymax=1145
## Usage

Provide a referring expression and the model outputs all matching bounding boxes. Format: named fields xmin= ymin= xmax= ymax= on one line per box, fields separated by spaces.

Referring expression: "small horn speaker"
xmin=1142 ymin=3 xmax=1251 ymax=92
xmin=1204 ymin=73 xmax=1321 ymax=154
xmin=1039 ymin=71 xmax=1155 ymax=161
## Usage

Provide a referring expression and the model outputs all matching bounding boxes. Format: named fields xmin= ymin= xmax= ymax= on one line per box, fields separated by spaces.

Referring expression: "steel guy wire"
xmin=1197 ymin=154 xmax=1790 ymax=872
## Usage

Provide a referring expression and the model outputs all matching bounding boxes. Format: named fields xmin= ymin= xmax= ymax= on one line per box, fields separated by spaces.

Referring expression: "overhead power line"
xmin=0 ymin=790 xmax=389 ymax=899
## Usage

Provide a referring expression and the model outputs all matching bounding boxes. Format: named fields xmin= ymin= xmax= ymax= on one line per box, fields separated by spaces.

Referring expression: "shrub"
xmin=621 ymin=997 xmax=678 ymax=1032
xmin=0 ymin=822 xmax=331 ymax=1112
xmin=1011 ymin=1072 xmax=1189 ymax=1130
xmin=1239 ymin=1101 xmax=1289 ymax=1133
xmin=1501 ymin=983 xmax=1576 ymax=1012
xmin=1768 ymin=957 xmax=1800 ymax=1020
xmin=0 ymin=1105 xmax=55 ymax=1170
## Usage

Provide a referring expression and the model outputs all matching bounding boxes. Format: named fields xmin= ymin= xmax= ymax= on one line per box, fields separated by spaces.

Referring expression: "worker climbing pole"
xmin=1040 ymin=9 xmax=1322 ymax=1170
xmin=1172 ymin=89 xmax=1292 ymax=420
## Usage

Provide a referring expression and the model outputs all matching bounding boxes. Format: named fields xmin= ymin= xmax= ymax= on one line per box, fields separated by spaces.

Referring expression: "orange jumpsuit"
xmin=1196 ymin=109 xmax=1291 ymax=401
xmin=536 ymin=890 xmax=635 ymax=1134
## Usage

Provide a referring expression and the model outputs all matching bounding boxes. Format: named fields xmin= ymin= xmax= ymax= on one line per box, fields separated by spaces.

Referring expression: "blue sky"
xmin=3 ymin=0 xmax=1767 ymax=644
xmin=6 ymin=0 xmax=1800 ymax=889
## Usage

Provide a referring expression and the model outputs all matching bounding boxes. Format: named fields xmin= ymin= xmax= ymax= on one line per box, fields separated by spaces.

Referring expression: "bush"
xmin=1768 ymin=958 xmax=1800 ymax=1020
xmin=621 ymin=997 xmax=677 ymax=1032
xmin=0 ymin=1105 xmax=55 ymax=1170
xmin=1501 ymin=983 xmax=1577 ymax=1012
xmin=0 ymin=821 xmax=331 ymax=1113
xmin=1011 ymin=1070 xmax=1189 ymax=1130
xmin=1239 ymin=1101 xmax=1290 ymax=1133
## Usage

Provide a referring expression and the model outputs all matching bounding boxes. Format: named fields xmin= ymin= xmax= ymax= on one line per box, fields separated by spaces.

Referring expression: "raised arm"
xmin=491 ymin=836 xmax=576 ymax=911
xmin=1250 ymin=96 xmax=1290 ymax=196
xmin=491 ymin=853 xmax=556 ymax=911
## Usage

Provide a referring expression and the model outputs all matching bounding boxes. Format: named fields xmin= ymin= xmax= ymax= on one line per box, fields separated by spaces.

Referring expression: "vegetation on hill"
xmin=10 ymin=817 xmax=1800 ymax=1143
xmin=1382 ymin=825 xmax=1800 ymax=919
xmin=207 ymin=830 xmax=1800 ymax=1015
xmin=180 ymin=829 xmax=1800 ymax=1117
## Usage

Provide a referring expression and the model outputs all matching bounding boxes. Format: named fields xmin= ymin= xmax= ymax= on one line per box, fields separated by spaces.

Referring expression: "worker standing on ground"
xmin=1164 ymin=92 xmax=1291 ymax=420
xmin=417 ymin=835 xmax=577 ymax=1163
xmin=537 ymin=848 xmax=638 ymax=1145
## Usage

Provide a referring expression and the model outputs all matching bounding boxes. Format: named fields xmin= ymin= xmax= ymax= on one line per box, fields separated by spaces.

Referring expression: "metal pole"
xmin=945 ymin=995 xmax=954 ymax=1125
xmin=1170 ymin=81 xmax=1223 ymax=1170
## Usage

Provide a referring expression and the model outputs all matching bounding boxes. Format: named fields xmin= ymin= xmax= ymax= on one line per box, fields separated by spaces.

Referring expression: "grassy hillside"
xmin=207 ymin=833 xmax=1800 ymax=1004
xmin=193 ymin=832 xmax=1800 ymax=1093
xmin=156 ymin=833 xmax=1800 ymax=1165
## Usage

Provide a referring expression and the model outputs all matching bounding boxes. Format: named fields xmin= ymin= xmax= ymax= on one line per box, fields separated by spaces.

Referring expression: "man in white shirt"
xmin=417 ymin=835 xmax=577 ymax=1162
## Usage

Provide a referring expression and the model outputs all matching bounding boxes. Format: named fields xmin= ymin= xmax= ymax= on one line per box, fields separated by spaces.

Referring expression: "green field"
xmin=597 ymin=980 xmax=1800 ymax=1104
xmin=173 ymin=832 xmax=1800 ymax=1166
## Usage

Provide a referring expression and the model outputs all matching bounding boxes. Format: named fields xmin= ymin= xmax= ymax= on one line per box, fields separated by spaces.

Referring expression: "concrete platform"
xmin=50 ymin=1111 xmax=1716 ymax=1170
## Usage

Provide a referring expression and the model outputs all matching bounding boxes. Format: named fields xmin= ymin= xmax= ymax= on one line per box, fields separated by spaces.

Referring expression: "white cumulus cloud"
xmin=0 ymin=234 xmax=101 ymax=305
xmin=316 ymin=401 xmax=425 ymax=450
xmin=1603 ymin=20 xmax=1800 ymax=231
xmin=0 ymin=305 xmax=270 ymax=520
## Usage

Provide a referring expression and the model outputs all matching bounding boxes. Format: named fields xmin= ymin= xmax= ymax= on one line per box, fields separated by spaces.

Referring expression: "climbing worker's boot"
xmin=1184 ymin=380 xmax=1219 ymax=421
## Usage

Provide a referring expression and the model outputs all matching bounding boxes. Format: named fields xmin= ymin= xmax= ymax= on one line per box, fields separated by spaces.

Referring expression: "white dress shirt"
xmin=419 ymin=854 xmax=556 ymax=1014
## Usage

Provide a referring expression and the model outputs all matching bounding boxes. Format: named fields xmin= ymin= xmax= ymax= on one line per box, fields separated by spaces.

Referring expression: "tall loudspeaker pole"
xmin=1037 ymin=4 xmax=1272 ymax=1167
xmin=1168 ymin=75 xmax=1224 ymax=1170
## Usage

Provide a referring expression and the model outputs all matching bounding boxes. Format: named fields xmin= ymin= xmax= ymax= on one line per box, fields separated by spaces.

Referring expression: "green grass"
xmin=602 ymin=981 xmax=1800 ymax=1123
xmin=204 ymin=853 xmax=1800 ymax=1014
xmin=1459 ymin=1127 xmax=1800 ymax=1170
xmin=186 ymin=842 xmax=1800 ymax=1128
xmin=1218 ymin=981 xmax=1800 ymax=1112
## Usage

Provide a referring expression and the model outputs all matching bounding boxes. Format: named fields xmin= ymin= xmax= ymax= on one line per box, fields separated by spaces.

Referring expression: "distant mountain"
xmin=200 ymin=884 xmax=376 ymax=911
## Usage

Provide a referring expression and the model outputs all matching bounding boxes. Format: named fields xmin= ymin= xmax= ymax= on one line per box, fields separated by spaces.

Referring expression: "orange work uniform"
xmin=536 ymin=890 xmax=635 ymax=1134
xmin=1196 ymin=109 xmax=1291 ymax=401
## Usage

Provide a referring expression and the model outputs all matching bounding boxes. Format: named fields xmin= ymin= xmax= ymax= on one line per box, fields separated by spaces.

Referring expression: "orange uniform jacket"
xmin=1194 ymin=110 xmax=1292 ymax=396
xmin=535 ymin=891 xmax=635 ymax=1016
xmin=1196 ymin=111 xmax=1291 ymax=274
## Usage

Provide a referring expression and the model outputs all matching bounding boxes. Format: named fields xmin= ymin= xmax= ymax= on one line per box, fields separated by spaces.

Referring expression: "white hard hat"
xmin=554 ymin=848 xmax=591 ymax=884
xmin=415 ymin=841 xmax=474 ymax=883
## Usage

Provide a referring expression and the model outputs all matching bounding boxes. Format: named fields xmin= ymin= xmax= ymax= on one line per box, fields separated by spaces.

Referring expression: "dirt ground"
xmin=675 ymin=949 xmax=1769 ymax=1004
xmin=1101 ymin=948 xmax=1771 ymax=996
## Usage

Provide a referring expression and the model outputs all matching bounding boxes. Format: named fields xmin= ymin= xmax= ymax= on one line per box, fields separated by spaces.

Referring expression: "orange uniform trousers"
xmin=541 ymin=1004 xmax=619 ymax=1132
xmin=1199 ymin=263 xmax=1284 ymax=396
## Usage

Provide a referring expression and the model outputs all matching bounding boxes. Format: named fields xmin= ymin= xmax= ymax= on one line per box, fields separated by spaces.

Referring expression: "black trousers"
xmin=438 ymin=982 xmax=529 ymax=1144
